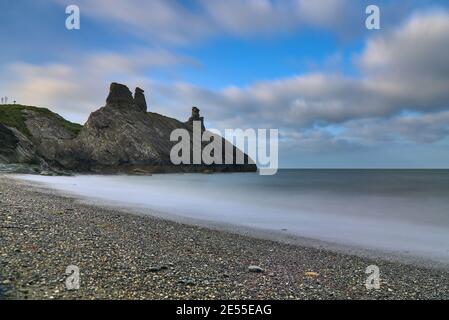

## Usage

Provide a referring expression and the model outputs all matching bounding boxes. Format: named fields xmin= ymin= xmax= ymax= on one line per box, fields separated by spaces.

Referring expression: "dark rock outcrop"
xmin=106 ymin=82 xmax=134 ymax=106
xmin=0 ymin=124 xmax=19 ymax=161
xmin=186 ymin=106 xmax=205 ymax=132
xmin=0 ymin=83 xmax=257 ymax=175
xmin=134 ymin=87 xmax=147 ymax=112
xmin=0 ymin=124 xmax=37 ymax=164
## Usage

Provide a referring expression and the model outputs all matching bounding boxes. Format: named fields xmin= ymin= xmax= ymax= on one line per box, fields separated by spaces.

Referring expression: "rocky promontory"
xmin=0 ymin=83 xmax=257 ymax=175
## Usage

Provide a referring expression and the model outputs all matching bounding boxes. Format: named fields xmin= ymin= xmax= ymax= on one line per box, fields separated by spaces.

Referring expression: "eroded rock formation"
xmin=0 ymin=83 xmax=257 ymax=175
xmin=106 ymin=82 xmax=134 ymax=106
xmin=186 ymin=106 xmax=205 ymax=132
xmin=134 ymin=87 xmax=147 ymax=112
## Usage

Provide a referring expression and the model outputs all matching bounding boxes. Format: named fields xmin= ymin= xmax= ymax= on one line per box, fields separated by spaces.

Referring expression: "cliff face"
xmin=0 ymin=105 xmax=82 ymax=173
xmin=0 ymin=124 xmax=37 ymax=164
xmin=0 ymin=83 xmax=257 ymax=174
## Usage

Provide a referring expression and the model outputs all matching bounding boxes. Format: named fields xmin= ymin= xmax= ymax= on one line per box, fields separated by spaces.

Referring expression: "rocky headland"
xmin=0 ymin=83 xmax=256 ymax=175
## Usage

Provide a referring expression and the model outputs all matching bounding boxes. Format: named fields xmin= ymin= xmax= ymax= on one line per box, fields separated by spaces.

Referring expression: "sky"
xmin=1 ymin=0 xmax=449 ymax=168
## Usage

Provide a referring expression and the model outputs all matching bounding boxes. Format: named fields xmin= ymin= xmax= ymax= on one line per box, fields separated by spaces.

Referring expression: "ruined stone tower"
xmin=186 ymin=106 xmax=205 ymax=132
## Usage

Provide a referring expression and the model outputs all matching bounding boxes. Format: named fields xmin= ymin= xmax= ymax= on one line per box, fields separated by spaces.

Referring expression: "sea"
xmin=15 ymin=169 xmax=449 ymax=265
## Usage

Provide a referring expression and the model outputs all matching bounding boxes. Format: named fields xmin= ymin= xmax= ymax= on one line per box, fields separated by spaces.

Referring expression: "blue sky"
xmin=1 ymin=0 xmax=449 ymax=168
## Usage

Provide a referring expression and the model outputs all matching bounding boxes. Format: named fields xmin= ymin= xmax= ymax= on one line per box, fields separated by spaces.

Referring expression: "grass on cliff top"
xmin=0 ymin=104 xmax=83 ymax=137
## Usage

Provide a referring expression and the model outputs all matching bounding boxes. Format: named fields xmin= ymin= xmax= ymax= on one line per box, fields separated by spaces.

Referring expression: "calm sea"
xmin=16 ymin=169 xmax=449 ymax=264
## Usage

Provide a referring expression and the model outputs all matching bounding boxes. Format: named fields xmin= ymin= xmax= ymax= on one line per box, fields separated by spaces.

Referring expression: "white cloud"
xmin=344 ymin=111 xmax=449 ymax=144
xmin=0 ymin=49 xmax=195 ymax=123
xmin=359 ymin=10 xmax=449 ymax=110
xmin=3 ymin=10 xmax=449 ymax=151
xmin=150 ymin=11 xmax=449 ymax=146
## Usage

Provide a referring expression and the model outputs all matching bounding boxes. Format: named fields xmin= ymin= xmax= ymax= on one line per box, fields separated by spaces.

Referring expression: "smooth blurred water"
xmin=16 ymin=170 xmax=449 ymax=264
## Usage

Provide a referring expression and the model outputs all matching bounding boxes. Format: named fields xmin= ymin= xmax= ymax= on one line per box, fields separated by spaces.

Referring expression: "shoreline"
xmin=1 ymin=175 xmax=448 ymax=299
xmin=12 ymin=174 xmax=449 ymax=271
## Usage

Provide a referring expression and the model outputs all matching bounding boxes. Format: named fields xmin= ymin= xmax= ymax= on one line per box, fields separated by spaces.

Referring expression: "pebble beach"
xmin=1 ymin=175 xmax=448 ymax=300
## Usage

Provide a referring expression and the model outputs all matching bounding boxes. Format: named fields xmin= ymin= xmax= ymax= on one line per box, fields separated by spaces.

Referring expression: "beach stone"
xmin=2 ymin=176 xmax=449 ymax=300
xmin=305 ymin=271 xmax=319 ymax=278
xmin=248 ymin=266 xmax=264 ymax=273
xmin=179 ymin=277 xmax=196 ymax=286
xmin=148 ymin=266 xmax=162 ymax=273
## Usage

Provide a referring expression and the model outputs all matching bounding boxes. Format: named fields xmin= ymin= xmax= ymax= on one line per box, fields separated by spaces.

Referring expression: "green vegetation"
xmin=0 ymin=104 xmax=82 ymax=137
xmin=0 ymin=105 xmax=30 ymax=136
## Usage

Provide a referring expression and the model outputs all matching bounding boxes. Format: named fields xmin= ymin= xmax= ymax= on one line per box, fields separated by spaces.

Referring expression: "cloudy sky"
xmin=1 ymin=0 xmax=449 ymax=168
